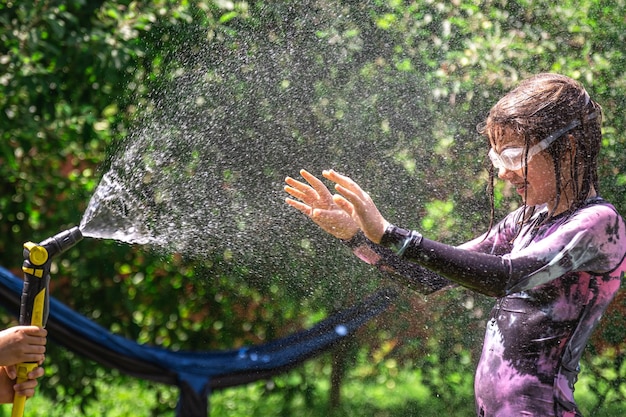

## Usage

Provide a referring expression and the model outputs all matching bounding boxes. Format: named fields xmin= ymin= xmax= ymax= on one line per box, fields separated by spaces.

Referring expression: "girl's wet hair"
xmin=478 ymin=73 xmax=603 ymax=230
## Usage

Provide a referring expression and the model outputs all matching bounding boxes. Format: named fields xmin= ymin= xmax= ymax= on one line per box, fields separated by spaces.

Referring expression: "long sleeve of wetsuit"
xmin=381 ymin=226 xmax=540 ymax=297
xmin=378 ymin=201 xmax=626 ymax=298
xmin=344 ymin=232 xmax=453 ymax=295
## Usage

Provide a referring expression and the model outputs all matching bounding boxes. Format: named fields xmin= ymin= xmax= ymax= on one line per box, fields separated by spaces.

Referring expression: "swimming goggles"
xmin=488 ymin=112 xmax=597 ymax=171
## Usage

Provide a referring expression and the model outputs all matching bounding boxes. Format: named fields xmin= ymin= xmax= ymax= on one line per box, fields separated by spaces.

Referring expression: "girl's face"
xmin=491 ymin=133 xmax=566 ymax=213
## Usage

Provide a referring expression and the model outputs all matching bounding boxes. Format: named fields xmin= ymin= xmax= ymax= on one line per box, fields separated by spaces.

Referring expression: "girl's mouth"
xmin=513 ymin=183 xmax=526 ymax=195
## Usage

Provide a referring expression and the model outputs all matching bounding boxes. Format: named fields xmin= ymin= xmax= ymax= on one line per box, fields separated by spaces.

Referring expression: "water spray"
xmin=12 ymin=226 xmax=83 ymax=417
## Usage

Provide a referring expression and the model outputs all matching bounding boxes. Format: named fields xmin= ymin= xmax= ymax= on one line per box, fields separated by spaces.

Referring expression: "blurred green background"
xmin=1 ymin=0 xmax=625 ymax=415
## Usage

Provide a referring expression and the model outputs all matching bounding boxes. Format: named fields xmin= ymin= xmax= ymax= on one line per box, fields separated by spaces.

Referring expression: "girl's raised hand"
xmin=284 ymin=169 xmax=359 ymax=240
xmin=322 ymin=169 xmax=389 ymax=243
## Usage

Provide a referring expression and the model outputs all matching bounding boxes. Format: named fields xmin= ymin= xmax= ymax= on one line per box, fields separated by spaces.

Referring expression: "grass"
xmin=3 ymin=357 xmax=625 ymax=417
xmin=4 ymin=378 xmax=174 ymax=417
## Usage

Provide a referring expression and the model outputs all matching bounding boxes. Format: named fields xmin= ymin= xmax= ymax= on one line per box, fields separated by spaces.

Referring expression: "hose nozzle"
xmin=21 ymin=226 xmax=83 ymax=326
xmin=26 ymin=226 xmax=83 ymax=264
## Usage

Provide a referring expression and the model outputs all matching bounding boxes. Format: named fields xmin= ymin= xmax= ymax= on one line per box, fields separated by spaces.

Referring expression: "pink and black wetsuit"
xmin=345 ymin=197 xmax=625 ymax=417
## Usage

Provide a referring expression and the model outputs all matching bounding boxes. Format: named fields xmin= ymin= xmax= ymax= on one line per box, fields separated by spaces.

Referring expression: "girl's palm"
xmin=284 ymin=169 xmax=359 ymax=240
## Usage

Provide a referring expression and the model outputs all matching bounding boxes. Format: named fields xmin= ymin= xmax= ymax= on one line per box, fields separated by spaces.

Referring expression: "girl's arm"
xmin=344 ymin=232 xmax=453 ymax=294
xmin=342 ymin=212 xmax=520 ymax=296
xmin=381 ymin=202 xmax=625 ymax=297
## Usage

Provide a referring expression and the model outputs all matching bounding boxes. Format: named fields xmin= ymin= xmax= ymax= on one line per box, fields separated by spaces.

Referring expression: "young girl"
xmin=284 ymin=73 xmax=625 ymax=417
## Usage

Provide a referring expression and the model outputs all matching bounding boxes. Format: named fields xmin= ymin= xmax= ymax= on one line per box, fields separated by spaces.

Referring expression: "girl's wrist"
xmin=380 ymin=224 xmax=423 ymax=257
xmin=342 ymin=230 xmax=366 ymax=248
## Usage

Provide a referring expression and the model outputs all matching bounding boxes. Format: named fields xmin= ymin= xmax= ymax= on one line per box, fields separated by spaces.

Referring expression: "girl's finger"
xmin=286 ymin=171 xmax=335 ymax=205
xmin=284 ymin=185 xmax=307 ymax=201
xmin=300 ymin=170 xmax=334 ymax=200
xmin=323 ymin=169 xmax=365 ymax=197
xmin=285 ymin=198 xmax=313 ymax=216
xmin=322 ymin=169 xmax=348 ymax=184
xmin=284 ymin=177 xmax=323 ymax=205
xmin=285 ymin=177 xmax=316 ymax=195
xmin=334 ymin=184 xmax=362 ymax=207
xmin=332 ymin=195 xmax=354 ymax=217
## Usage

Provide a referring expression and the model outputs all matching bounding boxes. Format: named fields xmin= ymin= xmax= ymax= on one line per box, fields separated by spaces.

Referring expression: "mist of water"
xmin=79 ymin=170 xmax=166 ymax=246
xmin=76 ymin=3 xmax=482 ymax=294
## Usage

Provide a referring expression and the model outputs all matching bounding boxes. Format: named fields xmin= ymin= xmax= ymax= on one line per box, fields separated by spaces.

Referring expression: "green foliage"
xmin=12 ymin=355 xmax=625 ymax=417
xmin=1 ymin=0 xmax=626 ymax=414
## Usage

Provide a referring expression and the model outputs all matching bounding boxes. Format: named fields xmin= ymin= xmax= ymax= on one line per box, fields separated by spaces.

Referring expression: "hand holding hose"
xmin=0 ymin=365 xmax=44 ymax=404
xmin=0 ymin=327 xmax=47 ymax=367
xmin=0 ymin=326 xmax=46 ymax=404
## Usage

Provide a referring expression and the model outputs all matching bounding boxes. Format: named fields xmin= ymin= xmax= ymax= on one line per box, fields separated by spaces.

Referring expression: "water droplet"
xmin=335 ymin=324 xmax=348 ymax=336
